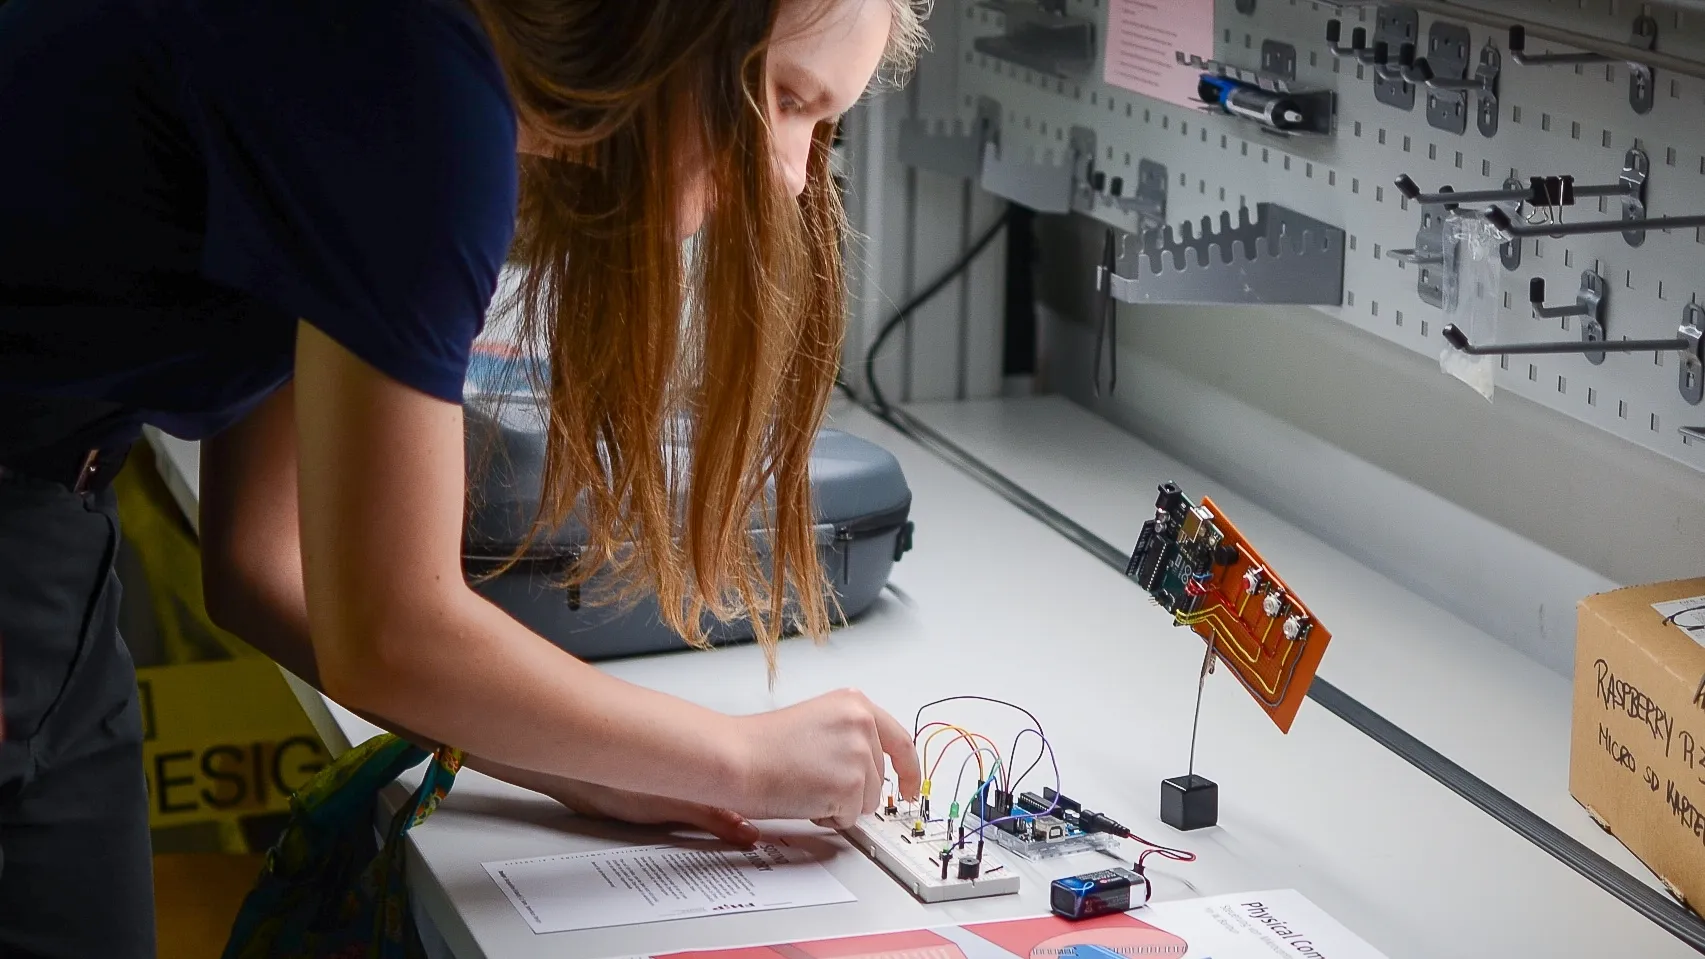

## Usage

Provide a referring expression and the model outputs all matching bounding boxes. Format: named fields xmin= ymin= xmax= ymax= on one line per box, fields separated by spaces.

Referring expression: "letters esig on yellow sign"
xmin=136 ymin=657 xmax=326 ymax=828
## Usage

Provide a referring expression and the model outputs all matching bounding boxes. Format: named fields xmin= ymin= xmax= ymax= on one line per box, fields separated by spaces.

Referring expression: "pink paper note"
xmin=1104 ymin=0 xmax=1216 ymax=109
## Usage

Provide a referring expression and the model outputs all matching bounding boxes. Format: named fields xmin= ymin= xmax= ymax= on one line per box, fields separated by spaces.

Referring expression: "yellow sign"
xmin=137 ymin=657 xmax=326 ymax=829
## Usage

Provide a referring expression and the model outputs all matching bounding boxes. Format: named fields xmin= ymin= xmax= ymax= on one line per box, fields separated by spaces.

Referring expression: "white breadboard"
xmin=844 ymin=812 xmax=1021 ymax=903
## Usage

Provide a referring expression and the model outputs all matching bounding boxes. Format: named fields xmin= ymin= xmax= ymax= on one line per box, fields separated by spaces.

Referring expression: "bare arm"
xmin=201 ymin=382 xmax=545 ymax=789
xmin=200 ymin=321 xmax=920 ymax=826
xmin=203 ymin=324 xmax=750 ymax=806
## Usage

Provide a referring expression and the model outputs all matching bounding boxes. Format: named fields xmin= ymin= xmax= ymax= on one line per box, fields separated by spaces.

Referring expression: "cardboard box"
xmin=1572 ymin=577 xmax=1705 ymax=914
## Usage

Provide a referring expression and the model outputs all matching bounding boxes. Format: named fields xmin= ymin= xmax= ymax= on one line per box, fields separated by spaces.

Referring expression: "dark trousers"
xmin=0 ymin=472 xmax=155 ymax=957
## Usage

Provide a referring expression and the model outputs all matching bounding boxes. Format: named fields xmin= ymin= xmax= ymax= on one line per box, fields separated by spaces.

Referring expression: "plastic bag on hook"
xmin=1439 ymin=213 xmax=1504 ymax=402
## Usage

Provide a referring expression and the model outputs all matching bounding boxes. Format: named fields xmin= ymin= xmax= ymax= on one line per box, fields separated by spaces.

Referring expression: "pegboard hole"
xmin=1378 ymin=129 xmax=1387 ymax=146
xmin=1371 ymin=300 xmax=1380 ymax=317
xmin=1500 ymin=356 xmax=1511 ymax=371
xmin=1571 ymin=121 xmax=1581 ymax=140
xmin=1655 ymin=350 xmax=1665 ymax=367
xmin=1403 ymin=135 xmax=1412 ymax=153
xmin=1564 ymin=250 xmax=1574 ymax=267
xmin=1373 ymin=242 xmax=1382 ymax=258
xmin=1329 ymin=170 xmax=1337 ymax=187
xmin=1558 ymin=376 xmax=1567 ymax=394
xmin=1161 ymin=116 xmax=1170 ymax=130
xmin=1619 ymin=400 xmax=1629 ymax=419
xmin=1528 ymin=364 xmax=1538 ymax=382
xmin=1420 ymin=320 xmax=1429 ymax=337
xmin=1376 ymin=186 xmax=1385 ymax=203
xmin=1668 ymin=147 xmax=1679 ymax=167
xmin=1503 ymin=291 xmax=1512 ymax=309
xmin=1603 ymin=130 xmax=1614 ymax=149
xmin=1455 ymin=152 xmax=1464 ymax=170
xmin=1352 ymin=177 xmax=1360 ymax=194
xmin=1652 ymin=413 xmax=1661 ymax=432
xmin=1482 ymin=159 xmax=1491 ymax=177
xmin=1221 ymin=134 xmax=1229 ymax=150
xmin=1263 ymin=148 xmax=1270 ymax=164
xmin=1512 ymin=106 xmax=1522 ymax=124
xmin=1395 ymin=310 xmax=1404 ymax=327
xmin=1587 ymin=387 xmax=1598 ymax=406
xmin=1241 ymin=142 xmax=1250 ymax=157
xmin=1541 ymin=113 xmax=1552 ymax=132
xmin=1354 ymin=121 xmax=1363 ymax=138
xmin=1347 ymin=291 xmax=1356 ymax=307
xmin=1428 ymin=144 xmax=1437 ymax=161
xmin=1284 ymin=156 xmax=1292 ymax=171
xmin=1349 ymin=235 xmax=1358 ymax=251
xmin=1142 ymin=108 xmax=1150 ymax=123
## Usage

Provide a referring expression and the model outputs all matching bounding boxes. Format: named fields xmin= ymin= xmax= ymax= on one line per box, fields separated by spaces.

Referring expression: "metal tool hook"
xmin=1443 ymin=304 xmax=1705 ymax=404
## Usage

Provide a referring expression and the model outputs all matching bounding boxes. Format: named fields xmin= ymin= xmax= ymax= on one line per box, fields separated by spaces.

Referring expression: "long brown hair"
xmin=469 ymin=0 xmax=921 ymax=673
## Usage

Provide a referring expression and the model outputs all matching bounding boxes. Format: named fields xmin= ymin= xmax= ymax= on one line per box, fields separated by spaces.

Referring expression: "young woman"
xmin=0 ymin=0 xmax=927 ymax=953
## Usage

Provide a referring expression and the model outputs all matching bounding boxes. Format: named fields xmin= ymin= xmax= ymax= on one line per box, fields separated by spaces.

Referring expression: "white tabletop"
xmin=897 ymin=395 xmax=1655 ymax=881
xmin=223 ymin=400 xmax=1695 ymax=959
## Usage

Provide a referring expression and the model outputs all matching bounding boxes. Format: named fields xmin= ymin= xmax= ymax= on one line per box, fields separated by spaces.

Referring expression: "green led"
xmin=949 ymin=801 xmax=961 ymax=821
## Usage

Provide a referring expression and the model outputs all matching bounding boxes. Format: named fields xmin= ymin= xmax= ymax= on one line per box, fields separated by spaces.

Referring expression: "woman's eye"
xmin=777 ymin=91 xmax=805 ymax=115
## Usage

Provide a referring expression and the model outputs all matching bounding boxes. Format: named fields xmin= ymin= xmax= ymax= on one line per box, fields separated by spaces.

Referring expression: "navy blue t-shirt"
xmin=0 ymin=0 xmax=518 ymax=451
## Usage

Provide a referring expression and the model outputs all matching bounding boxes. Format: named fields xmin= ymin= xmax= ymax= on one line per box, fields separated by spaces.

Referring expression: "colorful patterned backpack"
xmin=220 ymin=733 xmax=465 ymax=959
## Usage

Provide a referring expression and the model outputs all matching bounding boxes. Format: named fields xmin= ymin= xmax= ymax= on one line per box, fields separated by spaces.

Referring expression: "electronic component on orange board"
xmin=1125 ymin=481 xmax=1333 ymax=734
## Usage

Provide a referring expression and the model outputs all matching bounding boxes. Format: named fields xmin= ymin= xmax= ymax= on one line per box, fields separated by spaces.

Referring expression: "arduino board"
xmin=1126 ymin=482 xmax=1333 ymax=733
xmin=845 ymin=808 xmax=1020 ymax=903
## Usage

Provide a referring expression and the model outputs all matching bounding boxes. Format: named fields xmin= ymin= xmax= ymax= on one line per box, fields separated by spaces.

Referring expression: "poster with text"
xmin=1103 ymin=0 xmax=1215 ymax=110
xmin=635 ymin=889 xmax=1389 ymax=959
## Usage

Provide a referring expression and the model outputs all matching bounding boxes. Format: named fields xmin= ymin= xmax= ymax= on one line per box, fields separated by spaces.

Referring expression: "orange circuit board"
xmin=1125 ymin=483 xmax=1332 ymax=733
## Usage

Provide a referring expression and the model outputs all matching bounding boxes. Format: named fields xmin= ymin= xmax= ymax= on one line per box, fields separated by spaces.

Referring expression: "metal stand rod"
xmin=1187 ymin=629 xmax=1217 ymax=779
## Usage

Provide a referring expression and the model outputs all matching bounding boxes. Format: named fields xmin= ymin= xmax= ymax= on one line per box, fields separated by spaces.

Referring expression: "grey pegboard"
xmin=914 ymin=0 xmax=1705 ymax=474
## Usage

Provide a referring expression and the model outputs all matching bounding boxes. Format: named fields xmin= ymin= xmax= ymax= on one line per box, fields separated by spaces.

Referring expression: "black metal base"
xmin=1161 ymin=774 xmax=1219 ymax=831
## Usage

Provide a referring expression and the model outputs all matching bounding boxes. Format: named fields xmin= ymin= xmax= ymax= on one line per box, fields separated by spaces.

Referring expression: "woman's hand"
xmin=731 ymin=688 xmax=922 ymax=830
xmin=542 ymin=779 xmax=761 ymax=848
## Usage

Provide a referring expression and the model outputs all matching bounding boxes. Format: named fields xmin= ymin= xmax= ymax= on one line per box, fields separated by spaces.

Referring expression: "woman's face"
xmin=676 ymin=0 xmax=892 ymax=235
xmin=516 ymin=0 xmax=894 ymax=237
xmin=762 ymin=0 xmax=891 ymax=196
